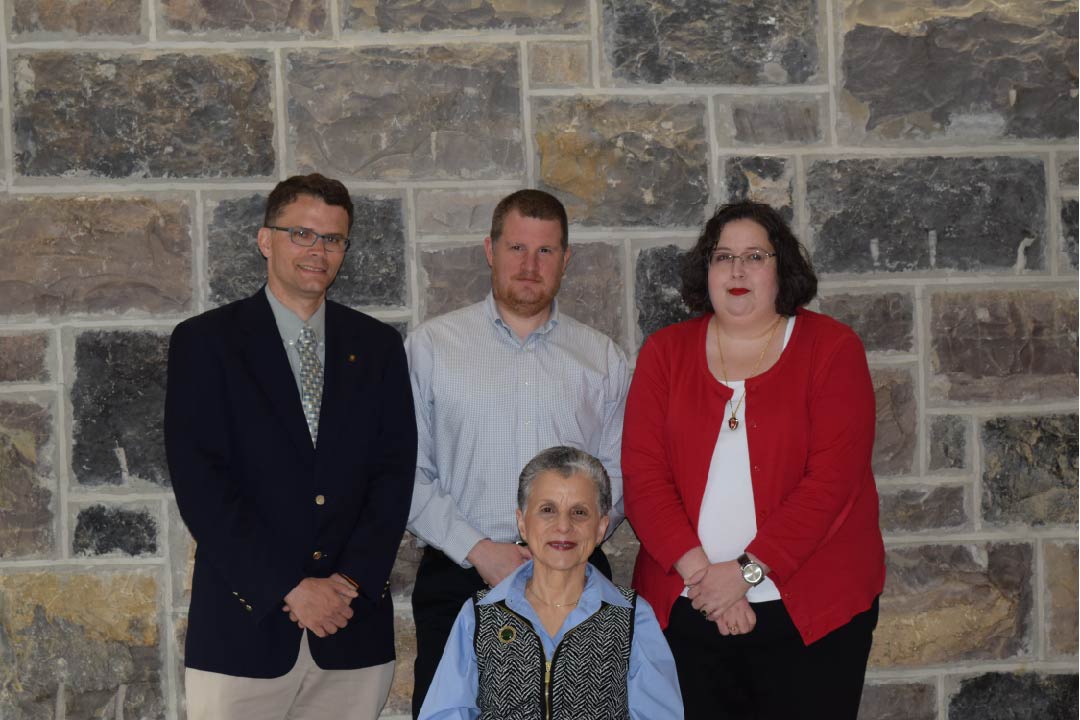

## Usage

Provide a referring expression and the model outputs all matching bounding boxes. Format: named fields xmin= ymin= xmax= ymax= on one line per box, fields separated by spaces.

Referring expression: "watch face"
xmin=742 ymin=563 xmax=764 ymax=585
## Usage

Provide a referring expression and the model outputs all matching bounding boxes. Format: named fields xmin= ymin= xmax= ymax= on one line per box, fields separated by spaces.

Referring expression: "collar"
xmin=483 ymin=291 xmax=561 ymax=342
xmin=265 ymin=285 xmax=326 ymax=345
xmin=479 ymin=560 xmax=632 ymax=611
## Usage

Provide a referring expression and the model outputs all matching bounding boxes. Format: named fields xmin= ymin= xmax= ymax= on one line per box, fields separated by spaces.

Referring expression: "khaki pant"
xmin=186 ymin=633 xmax=395 ymax=720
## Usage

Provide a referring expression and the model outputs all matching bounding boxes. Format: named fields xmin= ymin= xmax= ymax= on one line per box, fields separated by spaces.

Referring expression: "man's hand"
xmin=467 ymin=539 xmax=531 ymax=587
xmin=282 ymin=576 xmax=358 ymax=637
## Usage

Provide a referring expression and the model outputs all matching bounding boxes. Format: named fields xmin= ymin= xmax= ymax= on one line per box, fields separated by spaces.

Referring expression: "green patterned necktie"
xmin=297 ymin=325 xmax=323 ymax=445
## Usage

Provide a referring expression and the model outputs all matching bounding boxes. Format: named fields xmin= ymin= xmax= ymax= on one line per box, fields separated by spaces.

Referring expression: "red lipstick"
xmin=728 ymin=288 xmax=749 ymax=296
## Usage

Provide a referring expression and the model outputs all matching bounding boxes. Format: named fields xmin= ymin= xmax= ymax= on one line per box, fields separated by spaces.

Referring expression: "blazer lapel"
xmin=236 ymin=291 xmax=316 ymax=462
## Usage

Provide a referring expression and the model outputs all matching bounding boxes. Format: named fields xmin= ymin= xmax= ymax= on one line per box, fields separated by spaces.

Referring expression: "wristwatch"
xmin=737 ymin=553 xmax=765 ymax=587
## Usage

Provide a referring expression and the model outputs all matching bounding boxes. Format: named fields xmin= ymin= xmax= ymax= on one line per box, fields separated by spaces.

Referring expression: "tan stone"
xmin=391 ymin=533 xmax=423 ymax=599
xmin=858 ymin=681 xmax=936 ymax=720
xmin=871 ymin=367 xmax=917 ymax=476
xmin=529 ymin=42 xmax=590 ymax=88
xmin=605 ymin=521 xmax=640 ymax=589
xmin=1044 ymin=541 xmax=1078 ymax=657
xmin=0 ymin=196 xmax=192 ymax=316
xmin=415 ymin=190 xmax=507 ymax=236
xmin=0 ymin=333 xmax=50 ymax=383
xmin=0 ymin=398 xmax=55 ymax=559
xmin=559 ymin=242 xmax=624 ymax=348
xmin=161 ymin=0 xmax=327 ymax=35
xmin=387 ymin=607 xmax=416 ymax=715
xmin=169 ymin=500 xmax=196 ymax=603
xmin=11 ymin=0 xmax=142 ymax=36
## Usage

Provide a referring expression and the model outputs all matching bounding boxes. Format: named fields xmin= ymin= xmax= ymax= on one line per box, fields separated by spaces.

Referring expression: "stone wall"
xmin=0 ymin=0 xmax=1076 ymax=718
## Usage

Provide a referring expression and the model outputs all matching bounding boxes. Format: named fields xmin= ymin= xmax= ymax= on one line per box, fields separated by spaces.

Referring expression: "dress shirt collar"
xmin=480 ymin=560 xmax=632 ymax=617
xmin=483 ymin=291 xmax=560 ymax=343
xmin=265 ymin=285 xmax=326 ymax=344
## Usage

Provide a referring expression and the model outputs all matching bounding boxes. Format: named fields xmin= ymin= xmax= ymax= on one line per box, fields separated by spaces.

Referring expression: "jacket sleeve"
xmin=746 ymin=332 xmax=876 ymax=585
xmin=164 ymin=318 xmax=304 ymax=623
xmin=622 ymin=335 xmax=702 ymax=573
xmin=333 ymin=331 xmax=418 ymax=605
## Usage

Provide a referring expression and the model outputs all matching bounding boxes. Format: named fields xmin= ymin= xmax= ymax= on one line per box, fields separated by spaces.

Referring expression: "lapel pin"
xmin=347 ymin=354 xmax=357 ymax=363
xmin=497 ymin=624 xmax=516 ymax=644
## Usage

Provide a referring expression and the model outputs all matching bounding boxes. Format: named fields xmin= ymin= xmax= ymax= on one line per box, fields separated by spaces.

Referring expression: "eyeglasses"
xmin=266 ymin=226 xmax=350 ymax=253
xmin=708 ymin=251 xmax=776 ymax=270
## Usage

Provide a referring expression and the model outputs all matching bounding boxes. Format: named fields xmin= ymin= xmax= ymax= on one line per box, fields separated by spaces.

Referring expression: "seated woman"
xmin=417 ymin=446 xmax=683 ymax=720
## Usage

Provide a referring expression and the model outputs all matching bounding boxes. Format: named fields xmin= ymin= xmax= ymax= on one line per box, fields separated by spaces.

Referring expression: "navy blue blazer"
xmin=165 ymin=289 xmax=416 ymax=678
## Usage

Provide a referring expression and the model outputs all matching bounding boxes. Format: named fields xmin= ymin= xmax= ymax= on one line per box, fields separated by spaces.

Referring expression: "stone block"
xmin=386 ymin=607 xmax=416 ymax=716
xmin=420 ymin=245 xmax=490 ymax=321
xmin=858 ymin=681 xmax=936 ymax=720
xmin=0 ymin=398 xmax=55 ymax=559
xmin=634 ymin=244 xmax=693 ymax=344
xmin=1060 ymin=153 xmax=1079 ymax=188
xmin=0 ymin=195 xmax=192 ymax=317
xmin=839 ymin=3 xmax=1078 ymax=142
xmin=716 ymin=95 xmax=826 ymax=146
xmin=819 ymin=292 xmax=913 ymax=354
xmin=173 ymin=614 xmax=188 ymax=717
xmin=533 ymin=96 xmax=709 ymax=227
xmin=160 ymin=0 xmax=326 ymax=35
xmin=929 ymin=290 xmax=1078 ymax=403
xmin=390 ymin=533 xmax=422 ymax=599
xmin=720 ymin=156 xmax=794 ymax=220
xmin=11 ymin=0 xmax=141 ymax=36
xmin=602 ymin=0 xmax=819 ymax=85
xmin=71 ymin=330 xmax=170 ymax=486
xmin=871 ymin=543 xmax=1032 ymax=667
xmin=72 ymin=502 xmax=159 ymax=557
xmin=559 ymin=242 xmax=624 ymax=347
xmin=345 ymin=0 xmax=586 ymax=32
xmin=947 ymin=672 xmax=1078 ymax=720
xmin=981 ymin=414 xmax=1078 ymax=527
xmin=879 ymin=484 xmax=966 ymax=534
xmin=415 ymin=190 xmax=506 ymax=236
xmin=605 ymin=521 xmax=639 ymax=589
xmin=1062 ymin=199 xmax=1078 ymax=269
xmin=1045 ymin=541 xmax=1078 ymax=658
xmin=288 ymin=45 xmax=523 ymax=181
xmin=871 ymin=367 xmax=917 ymax=477
xmin=929 ymin=415 xmax=968 ymax=472
xmin=808 ymin=156 xmax=1046 ymax=273
xmin=207 ymin=192 xmax=406 ymax=308
xmin=529 ymin=41 xmax=591 ymax=88
xmin=0 ymin=333 xmax=50 ymax=383
xmin=0 ymin=571 xmax=162 ymax=718
xmin=169 ymin=500 xmax=195 ymax=605
xmin=13 ymin=52 xmax=274 ymax=179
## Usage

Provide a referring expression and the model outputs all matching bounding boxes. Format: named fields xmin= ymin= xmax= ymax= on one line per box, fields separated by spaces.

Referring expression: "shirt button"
xmin=245 ymin=604 xmax=253 ymax=612
xmin=315 ymin=494 xmax=325 ymax=505
xmin=752 ymin=465 xmax=760 ymax=472
xmin=312 ymin=551 xmax=323 ymax=560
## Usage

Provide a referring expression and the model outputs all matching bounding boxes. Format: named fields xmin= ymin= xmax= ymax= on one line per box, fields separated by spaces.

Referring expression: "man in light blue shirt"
xmin=405 ymin=189 xmax=630 ymax=717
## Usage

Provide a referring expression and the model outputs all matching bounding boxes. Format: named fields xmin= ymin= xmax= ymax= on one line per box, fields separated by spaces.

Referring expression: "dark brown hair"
xmin=490 ymin=189 xmax=569 ymax=249
xmin=263 ymin=174 xmax=354 ymax=232
xmin=680 ymin=201 xmax=817 ymax=316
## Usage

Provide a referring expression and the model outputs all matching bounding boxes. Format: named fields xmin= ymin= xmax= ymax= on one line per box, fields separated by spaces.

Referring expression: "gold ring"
xmin=729 ymin=625 xmax=738 ymax=633
xmin=700 ymin=609 xmax=708 ymax=618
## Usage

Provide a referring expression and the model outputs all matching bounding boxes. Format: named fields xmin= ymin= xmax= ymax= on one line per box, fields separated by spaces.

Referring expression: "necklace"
xmin=715 ymin=315 xmax=783 ymax=431
xmin=526 ymin=583 xmax=580 ymax=609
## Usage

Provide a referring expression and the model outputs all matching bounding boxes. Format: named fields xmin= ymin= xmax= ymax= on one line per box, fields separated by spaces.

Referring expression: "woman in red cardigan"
xmin=623 ymin=201 xmax=885 ymax=719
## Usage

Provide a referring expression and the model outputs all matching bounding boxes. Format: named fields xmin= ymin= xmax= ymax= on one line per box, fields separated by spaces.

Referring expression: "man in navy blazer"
xmin=165 ymin=174 xmax=416 ymax=719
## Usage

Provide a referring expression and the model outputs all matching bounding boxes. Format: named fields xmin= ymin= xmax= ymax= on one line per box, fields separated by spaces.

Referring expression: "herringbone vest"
xmin=473 ymin=585 xmax=636 ymax=720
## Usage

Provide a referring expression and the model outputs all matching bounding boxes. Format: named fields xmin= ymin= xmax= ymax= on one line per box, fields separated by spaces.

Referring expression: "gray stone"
xmin=879 ymin=485 xmax=966 ymax=533
xmin=345 ymin=0 xmax=586 ymax=32
xmin=717 ymin=95 xmax=825 ymax=146
xmin=161 ymin=0 xmax=327 ymax=35
xmin=981 ymin=414 xmax=1078 ymax=527
xmin=533 ymin=96 xmax=709 ymax=227
xmin=0 ymin=334 xmax=50 ymax=383
xmin=929 ymin=290 xmax=1078 ymax=403
xmin=288 ymin=45 xmax=523 ymax=181
xmin=858 ymin=682 xmax=936 ymax=720
xmin=872 ymin=543 xmax=1032 ymax=667
xmin=207 ymin=192 xmax=407 ymax=308
xmin=11 ymin=0 xmax=142 ymax=36
xmin=415 ymin=190 xmax=505 ymax=236
xmin=635 ymin=244 xmax=693 ymax=343
xmin=73 ymin=504 xmax=158 ymax=556
xmin=840 ymin=5 xmax=1078 ymax=141
xmin=13 ymin=52 xmax=274 ymax=179
xmin=605 ymin=521 xmax=639 ymax=589
xmin=0 ymin=400 xmax=55 ymax=559
xmin=948 ymin=672 xmax=1078 ymax=720
xmin=721 ymin=156 xmax=794 ymax=220
xmin=871 ymin=367 xmax=917 ymax=477
xmin=1060 ymin=154 xmax=1079 ymax=188
xmin=419 ymin=245 xmax=490 ymax=321
xmin=1062 ymin=199 xmax=1078 ymax=269
xmin=71 ymin=330 xmax=170 ymax=486
xmin=808 ymin=156 xmax=1046 ymax=273
xmin=818 ymin=292 xmax=913 ymax=353
xmin=929 ymin=415 xmax=968 ymax=471
xmin=389 ymin=533 xmax=422 ymax=599
xmin=602 ymin=0 xmax=819 ymax=85
xmin=529 ymin=41 xmax=591 ymax=88
xmin=0 ymin=195 xmax=192 ymax=317
xmin=559 ymin=242 xmax=624 ymax=347
xmin=1044 ymin=541 xmax=1078 ymax=658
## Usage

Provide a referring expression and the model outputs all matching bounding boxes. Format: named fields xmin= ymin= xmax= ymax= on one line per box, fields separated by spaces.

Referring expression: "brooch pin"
xmin=497 ymin=625 xmax=516 ymax=644
xmin=347 ymin=354 xmax=357 ymax=363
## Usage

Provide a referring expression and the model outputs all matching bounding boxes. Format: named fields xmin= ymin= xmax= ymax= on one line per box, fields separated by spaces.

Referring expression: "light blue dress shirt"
xmin=417 ymin=561 xmax=684 ymax=720
xmin=405 ymin=293 xmax=630 ymax=565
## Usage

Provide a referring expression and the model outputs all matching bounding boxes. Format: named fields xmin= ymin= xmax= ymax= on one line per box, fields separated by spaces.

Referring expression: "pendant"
xmin=728 ymin=416 xmax=739 ymax=431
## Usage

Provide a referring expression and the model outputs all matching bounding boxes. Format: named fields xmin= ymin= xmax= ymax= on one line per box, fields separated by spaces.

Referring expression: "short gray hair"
xmin=517 ymin=446 xmax=611 ymax=516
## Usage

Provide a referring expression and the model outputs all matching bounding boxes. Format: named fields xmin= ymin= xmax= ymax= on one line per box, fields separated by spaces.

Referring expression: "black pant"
xmin=664 ymin=595 xmax=879 ymax=720
xmin=410 ymin=545 xmax=612 ymax=719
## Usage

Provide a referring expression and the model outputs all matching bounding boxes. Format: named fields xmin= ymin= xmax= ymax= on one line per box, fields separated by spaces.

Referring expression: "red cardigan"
xmin=623 ymin=309 xmax=885 ymax=645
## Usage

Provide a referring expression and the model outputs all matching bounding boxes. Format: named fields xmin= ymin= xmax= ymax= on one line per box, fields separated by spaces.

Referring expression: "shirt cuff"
xmin=443 ymin=527 xmax=488 ymax=568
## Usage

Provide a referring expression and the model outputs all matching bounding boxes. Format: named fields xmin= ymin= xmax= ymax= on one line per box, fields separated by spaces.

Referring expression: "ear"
xmin=256 ymin=227 xmax=273 ymax=260
xmin=516 ymin=508 xmax=526 ymax=543
xmin=484 ymin=236 xmax=495 ymax=268
xmin=560 ymin=245 xmax=572 ymax=274
xmin=595 ymin=514 xmax=609 ymax=545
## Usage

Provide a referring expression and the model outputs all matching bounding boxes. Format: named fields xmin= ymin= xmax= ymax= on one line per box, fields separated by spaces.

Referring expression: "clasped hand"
xmin=687 ymin=561 xmax=757 ymax=636
xmin=282 ymin=574 xmax=358 ymax=637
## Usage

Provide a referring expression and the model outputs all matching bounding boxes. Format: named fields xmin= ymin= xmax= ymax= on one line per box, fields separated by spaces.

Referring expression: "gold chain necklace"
xmin=526 ymin=583 xmax=580 ymax=609
xmin=715 ymin=315 xmax=783 ymax=431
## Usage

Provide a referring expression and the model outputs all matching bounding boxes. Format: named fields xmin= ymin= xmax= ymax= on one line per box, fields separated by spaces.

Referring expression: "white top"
xmin=687 ymin=315 xmax=796 ymax=604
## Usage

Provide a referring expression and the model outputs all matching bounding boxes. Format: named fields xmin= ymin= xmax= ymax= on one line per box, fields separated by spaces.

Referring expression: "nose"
xmin=522 ymin=250 xmax=540 ymax=273
xmin=554 ymin=511 xmax=571 ymax=533
xmin=730 ymin=256 xmax=747 ymax=278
